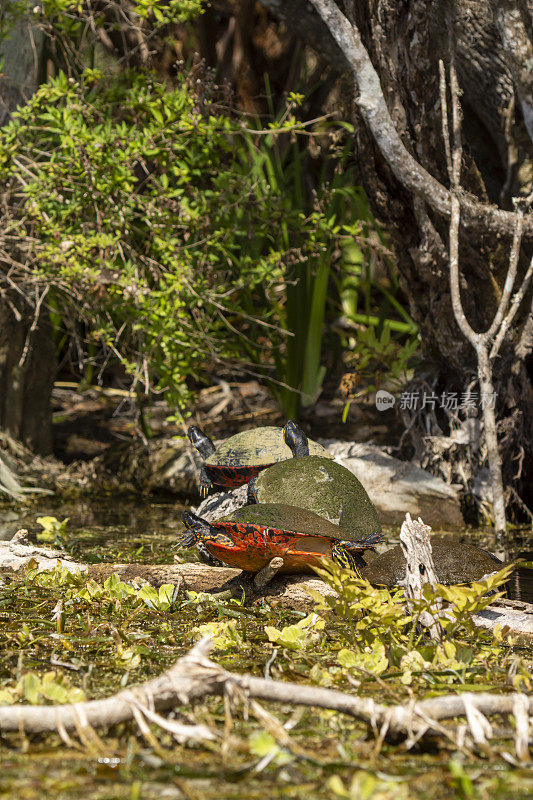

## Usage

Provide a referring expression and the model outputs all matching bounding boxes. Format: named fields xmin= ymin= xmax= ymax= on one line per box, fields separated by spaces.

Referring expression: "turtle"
xmin=359 ymin=536 xmax=504 ymax=586
xmin=177 ymin=503 xmax=384 ymax=575
xmin=248 ymin=455 xmax=381 ymax=541
xmin=187 ymin=420 xmax=331 ymax=494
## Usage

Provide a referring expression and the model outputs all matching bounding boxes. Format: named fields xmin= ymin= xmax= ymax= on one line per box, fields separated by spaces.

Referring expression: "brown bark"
xmin=492 ymin=0 xmax=533 ymax=142
xmin=0 ymin=296 xmax=57 ymax=455
xmin=0 ymin=8 xmax=56 ymax=455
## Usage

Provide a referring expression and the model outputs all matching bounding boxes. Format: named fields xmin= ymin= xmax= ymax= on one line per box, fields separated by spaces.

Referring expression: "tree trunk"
xmin=343 ymin=0 xmax=533 ymax=516
xmin=0 ymin=9 xmax=56 ymax=455
xmin=0 ymin=8 xmax=45 ymax=126
xmin=0 ymin=297 xmax=57 ymax=455
xmin=270 ymin=0 xmax=533 ymax=517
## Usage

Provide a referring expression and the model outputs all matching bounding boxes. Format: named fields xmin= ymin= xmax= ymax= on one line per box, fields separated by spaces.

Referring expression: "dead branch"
xmin=0 ymin=637 xmax=530 ymax=759
xmin=17 ymin=285 xmax=49 ymax=370
xmin=253 ymin=557 xmax=285 ymax=591
xmin=306 ymin=0 xmax=533 ymax=239
xmin=441 ymin=56 xmax=533 ymax=534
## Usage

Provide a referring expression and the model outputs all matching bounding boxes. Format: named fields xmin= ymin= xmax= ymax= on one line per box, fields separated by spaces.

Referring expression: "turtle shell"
xmin=217 ymin=502 xmax=353 ymax=541
xmin=207 ymin=502 xmax=381 ymax=573
xmin=251 ymin=455 xmax=381 ymax=541
xmin=208 ymin=427 xmax=331 ymax=468
xmin=360 ymin=536 xmax=503 ymax=586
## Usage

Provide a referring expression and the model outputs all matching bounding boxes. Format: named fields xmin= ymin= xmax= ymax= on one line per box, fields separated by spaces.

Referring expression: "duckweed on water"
xmin=1 ymin=503 xmax=533 ymax=799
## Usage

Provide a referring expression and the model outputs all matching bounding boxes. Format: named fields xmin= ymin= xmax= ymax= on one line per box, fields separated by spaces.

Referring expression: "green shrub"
xmin=1 ymin=55 xmax=416 ymax=417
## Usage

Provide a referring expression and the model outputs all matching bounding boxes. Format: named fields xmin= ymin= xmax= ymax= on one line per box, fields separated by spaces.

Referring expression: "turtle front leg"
xmin=196 ymin=541 xmax=228 ymax=567
xmin=331 ymin=542 xmax=365 ymax=578
xmin=199 ymin=466 xmax=213 ymax=497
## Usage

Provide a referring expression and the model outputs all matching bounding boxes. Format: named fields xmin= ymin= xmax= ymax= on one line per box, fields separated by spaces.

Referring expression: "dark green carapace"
xmin=361 ymin=535 xmax=503 ymax=586
xmin=251 ymin=455 xmax=381 ymax=541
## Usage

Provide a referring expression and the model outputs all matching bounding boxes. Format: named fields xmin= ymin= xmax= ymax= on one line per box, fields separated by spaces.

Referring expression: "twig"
xmin=491 ymin=250 xmax=533 ymax=359
xmin=17 ymin=285 xmax=49 ymax=370
xmin=438 ymin=61 xmax=453 ymax=182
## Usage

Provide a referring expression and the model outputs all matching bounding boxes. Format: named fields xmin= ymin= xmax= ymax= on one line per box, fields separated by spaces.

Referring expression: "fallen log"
xmin=1 ymin=530 xmax=532 ymax=637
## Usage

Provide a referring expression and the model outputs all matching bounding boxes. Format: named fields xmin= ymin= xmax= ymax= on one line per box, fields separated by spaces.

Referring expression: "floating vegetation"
xmin=0 ymin=500 xmax=532 ymax=799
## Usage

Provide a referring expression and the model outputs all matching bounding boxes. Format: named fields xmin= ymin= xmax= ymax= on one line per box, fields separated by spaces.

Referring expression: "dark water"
xmin=1 ymin=496 xmax=532 ymax=599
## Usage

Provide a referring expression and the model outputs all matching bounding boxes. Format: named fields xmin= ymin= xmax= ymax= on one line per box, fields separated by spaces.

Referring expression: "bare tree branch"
xmin=306 ymin=0 xmax=533 ymax=239
xmin=440 ymin=56 xmax=530 ymax=534
xmin=487 ymin=208 xmax=525 ymax=341
xmin=0 ymin=637 xmax=531 ymax=761
xmin=491 ymin=250 xmax=533 ymax=358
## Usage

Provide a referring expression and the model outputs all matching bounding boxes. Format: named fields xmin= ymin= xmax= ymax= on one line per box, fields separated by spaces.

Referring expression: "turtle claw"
xmin=175 ymin=529 xmax=197 ymax=549
xmin=353 ymin=531 xmax=384 ymax=550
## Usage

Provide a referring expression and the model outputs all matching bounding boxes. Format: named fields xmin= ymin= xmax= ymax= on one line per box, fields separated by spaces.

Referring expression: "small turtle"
xmin=360 ymin=536 xmax=504 ymax=586
xmin=177 ymin=503 xmax=383 ymax=575
xmin=248 ymin=455 xmax=381 ymax=541
xmin=187 ymin=420 xmax=331 ymax=494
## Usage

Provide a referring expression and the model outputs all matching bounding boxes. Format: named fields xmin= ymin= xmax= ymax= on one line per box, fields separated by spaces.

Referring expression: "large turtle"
xmin=360 ymin=536 xmax=504 ymax=585
xmin=177 ymin=503 xmax=383 ymax=575
xmin=188 ymin=420 xmax=331 ymax=494
xmin=248 ymin=455 xmax=381 ymax=541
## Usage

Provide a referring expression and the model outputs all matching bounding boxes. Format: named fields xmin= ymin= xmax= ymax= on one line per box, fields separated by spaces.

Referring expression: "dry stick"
xmin=441 ymin=57 xmax=533 ymax=535
xmin=253 ymin=557 xmax=285 ymax=592
xmin=17 ymin=285 xmax=49 ymax=370
xmin=399 ymin=514 xmax=443 ymax=640
xmin=491 ymin=251 xmax=533 ymax=359
xmin=0 ymin=638 xmax=531 ymax=753
xmin=306 ymin=0 xmax=533 ymax=239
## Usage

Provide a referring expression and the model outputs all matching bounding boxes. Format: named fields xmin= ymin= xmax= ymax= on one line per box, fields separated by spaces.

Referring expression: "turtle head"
xmin=187 ymin=426 xmax=216 ymax=459
xmin=284 ymin=420 xmax=309 ymax=458
xmin=177 ymin=510 xmax=211 ymax=548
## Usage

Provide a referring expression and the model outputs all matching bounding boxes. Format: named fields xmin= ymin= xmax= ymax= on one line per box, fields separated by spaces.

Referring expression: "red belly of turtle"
xmin=205 ymin=523 xmax=332 ymax=573
xmin=205 ymin=464 xmax=274 ymax=488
